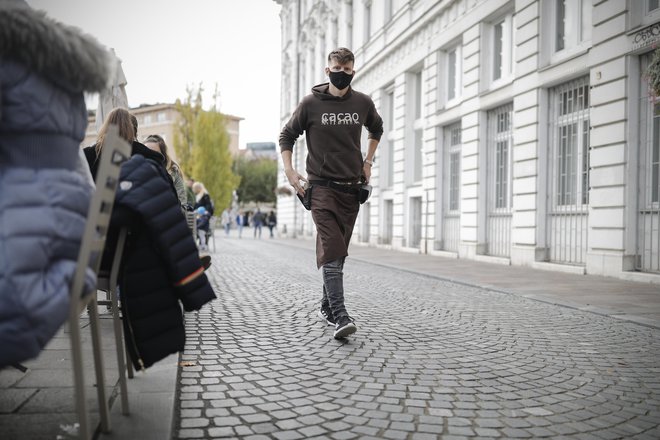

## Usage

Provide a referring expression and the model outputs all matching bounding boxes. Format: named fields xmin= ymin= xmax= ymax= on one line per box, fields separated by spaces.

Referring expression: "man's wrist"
xmin=364 ymin=158 xmax=374 ymax=166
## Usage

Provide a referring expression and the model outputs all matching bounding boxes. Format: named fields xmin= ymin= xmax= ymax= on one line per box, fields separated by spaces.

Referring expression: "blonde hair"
xmin=95 ymin=108 xmax=135 ymax=155
xmin=192 ymin=181 xmax=207 ymax=194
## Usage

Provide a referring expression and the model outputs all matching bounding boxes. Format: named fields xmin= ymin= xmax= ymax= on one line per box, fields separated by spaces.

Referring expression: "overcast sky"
xmin=27 ymin=0 xmax=283 ymax=147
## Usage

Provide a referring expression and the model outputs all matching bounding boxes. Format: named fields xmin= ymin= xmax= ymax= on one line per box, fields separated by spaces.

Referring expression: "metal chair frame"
xmin=68 ymin=126 xmax=130 ymax=439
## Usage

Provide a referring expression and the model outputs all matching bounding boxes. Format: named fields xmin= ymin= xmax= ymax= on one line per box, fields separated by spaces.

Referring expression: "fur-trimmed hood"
xmin=0 ymin=0 xmax=110 ymax=92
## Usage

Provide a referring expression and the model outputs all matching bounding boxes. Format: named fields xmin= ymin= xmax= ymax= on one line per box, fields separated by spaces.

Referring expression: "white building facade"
xmin=274 ymin=0 xmax=660 ymax=283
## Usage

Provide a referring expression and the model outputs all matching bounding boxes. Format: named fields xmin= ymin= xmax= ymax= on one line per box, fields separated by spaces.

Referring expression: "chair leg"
xmin=110 ymin=286 xmax=130 ymax=414
xmin=88 ymin=300 xmax=111 ymax=433
xmin=69 ymin=318 xmax=91 ymax=440
xmin=126 ymin=342 xmax=134 ymax=379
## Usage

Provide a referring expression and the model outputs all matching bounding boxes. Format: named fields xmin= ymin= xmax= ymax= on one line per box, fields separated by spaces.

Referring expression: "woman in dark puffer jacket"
xmin=85 ymin=108 xmax=216 ymax=370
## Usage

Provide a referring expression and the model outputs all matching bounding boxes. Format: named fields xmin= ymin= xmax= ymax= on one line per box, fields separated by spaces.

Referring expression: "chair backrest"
xmin=70 ymin=126 xmax=131 ymax=311
xmin=186 ymin=210 xmax=197 ymax=237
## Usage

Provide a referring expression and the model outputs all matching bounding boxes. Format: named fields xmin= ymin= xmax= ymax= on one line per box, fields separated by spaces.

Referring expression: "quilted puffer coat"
xmin=0 ymin=0 xmax=110 ymax=367
xmin=111 ymin=155 xmax=216 ymax=370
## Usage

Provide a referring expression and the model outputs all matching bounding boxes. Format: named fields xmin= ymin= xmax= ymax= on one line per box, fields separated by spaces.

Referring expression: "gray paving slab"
xmin=0 ymin=310 xmax=179 ymax=439
xmin=98 ymin=353 xmax=178 ymax=440
xmin=3 ymin=236 xmax=660 ymax=439
xmin=169 ymin=237 xmax=660 ymax=439
xmin=280 ymin=238 xmax=660 ymax=328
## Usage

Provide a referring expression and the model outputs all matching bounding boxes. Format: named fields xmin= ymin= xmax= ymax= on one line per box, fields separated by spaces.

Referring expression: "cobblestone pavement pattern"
xmin=174 ymin=239 xmax=660 ymax=440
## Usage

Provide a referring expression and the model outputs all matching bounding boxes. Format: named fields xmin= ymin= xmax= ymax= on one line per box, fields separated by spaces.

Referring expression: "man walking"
xmin=279 ymin=47 xmax=383 ymax=339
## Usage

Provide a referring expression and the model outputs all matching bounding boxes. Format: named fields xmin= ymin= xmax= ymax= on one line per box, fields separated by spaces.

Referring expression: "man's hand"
xmin=285 ymin=167 xmax=307 ymax=196
xmin=363 ymin=163 xmax=372 ymax=184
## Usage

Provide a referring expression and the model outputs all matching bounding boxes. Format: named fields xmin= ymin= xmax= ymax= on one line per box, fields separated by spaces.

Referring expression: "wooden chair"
xmin=68 ymin=126 xmax=130 ymax=439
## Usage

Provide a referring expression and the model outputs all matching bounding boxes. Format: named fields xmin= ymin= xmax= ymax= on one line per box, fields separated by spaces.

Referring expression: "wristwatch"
xmin=364 ymin=158 xmax=375 ymax=166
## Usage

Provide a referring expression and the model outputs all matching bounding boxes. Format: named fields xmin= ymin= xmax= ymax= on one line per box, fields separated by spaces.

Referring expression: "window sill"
xmin=540 ymin=45 xmax=590 ymax=72
xmin=480 ymin=78 xmax=514 ymax=97
xmin=440 ymin=98 xmax=462 ymax=112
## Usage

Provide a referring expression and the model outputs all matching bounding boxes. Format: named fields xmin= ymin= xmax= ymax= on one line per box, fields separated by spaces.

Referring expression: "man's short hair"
xmin=328 ymin=47 xmax=354 ymax=65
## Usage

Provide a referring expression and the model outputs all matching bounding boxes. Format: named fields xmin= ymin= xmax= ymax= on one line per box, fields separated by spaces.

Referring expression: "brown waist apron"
xmin=310 ymin=185 xmax=360 ymax=269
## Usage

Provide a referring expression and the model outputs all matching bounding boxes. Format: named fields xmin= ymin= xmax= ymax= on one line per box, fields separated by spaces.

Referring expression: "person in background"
xmin=267 ymin=210 xmax=277 ymax=238
xmin=89 ymin=121 xmax=215 ymax=370
xmin=193 ymin=181 xmax=214 ymax=215
xmin=196 ymin=206 xmax=211 ymax=251
xmin=144 ymin=134 xmax=187 ymax=206
xmin=85 ymin=109 xmax=211 ymax=271
xmin=236 ymin=210 xmax=244 ymax=238
xmin=84 ymin=108 xmax=166 ymax=180
xmin=185 ymin=177 xmax=196 ymax=207
xmin=252 ymin=208 xmax=264 ymax=239
xmin=243 ymin=211 xmax=251 ymax=238
xmin=221 ymin=208 xmax=231 ymax=236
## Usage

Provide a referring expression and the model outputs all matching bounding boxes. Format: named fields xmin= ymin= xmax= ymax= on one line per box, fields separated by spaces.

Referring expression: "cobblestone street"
xmin=174 ymin=238 xmax=660 ymax=440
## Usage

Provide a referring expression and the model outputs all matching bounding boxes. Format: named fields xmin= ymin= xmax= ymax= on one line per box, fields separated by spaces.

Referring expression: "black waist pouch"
xmin=297 ymin=185 xmax=312 ymax=210
xmin=358 ymin=184 xmax=372 ymax=204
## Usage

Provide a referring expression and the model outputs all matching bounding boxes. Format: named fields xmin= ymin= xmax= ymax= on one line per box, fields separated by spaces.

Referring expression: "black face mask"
xmin=328 ymin=70 xmax=354 ymax=90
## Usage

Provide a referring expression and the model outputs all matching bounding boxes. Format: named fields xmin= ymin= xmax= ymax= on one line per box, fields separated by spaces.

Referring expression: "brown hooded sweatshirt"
xmin=279 ymin=83 xmax=384 ymax=182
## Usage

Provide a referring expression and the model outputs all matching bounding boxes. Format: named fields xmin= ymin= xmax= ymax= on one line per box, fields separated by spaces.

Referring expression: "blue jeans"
xmin=322 ymin=257 xmax=348 ymax=320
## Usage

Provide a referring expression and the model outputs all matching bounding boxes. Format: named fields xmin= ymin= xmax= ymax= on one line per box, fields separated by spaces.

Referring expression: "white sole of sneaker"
xmin=333 ymin=322 xmax=357 ymax=339
xmin=317 ymin=310 xmax=334 ymax=326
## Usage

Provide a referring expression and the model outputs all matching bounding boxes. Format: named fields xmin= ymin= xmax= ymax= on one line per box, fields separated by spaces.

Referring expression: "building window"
xmin=491 ymin=14 xmax=514 ymax=83
xmin=488 ymin=104 xmax=513 ymax=210
xmin=446 ymin=45 xmax=462 ymax=103
xmin=650 ymin=0 xmax=660 ymax=13
xmin=143 ymin=115 xmax=152 ymax=125
xmin=551 ymin=78 xmax=590 ymax=207
xmin=446 ymin=123 xmax=462 ymax=212
xmin=413 ymin=72 xmax=423 ymax=182
xmin=409 ymin=197 xmax=422 ymax=248
xmin=414 ymin=129 xmax=423 ymax=182
xmin=384 ymin=0 xmax=393 ymax=22
xmin=346 ymin=5 xmax=353 ymax=49
xmin=364 ymin=1 xmax=372 ymax=42
xmin=331 ymin=18 xmax=338 ymax=48
xmin=653 ymin=104 xmax=660 ymax=203
xmin=157 ymin=112 xmax=166 ymax=122
xmin=384 ymin=87 xmax=395 ymax=188
xmin=553 ymin=0 xmax=591 ymax=54
xmin=382 ymin=199 xmax=393 ymax=244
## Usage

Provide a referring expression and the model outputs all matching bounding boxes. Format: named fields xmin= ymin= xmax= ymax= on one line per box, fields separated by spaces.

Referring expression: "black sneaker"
xmin=333 ymin=316 xmax=357 ymax=339
xmin=317 ymin=302 xmax=335 ymax=325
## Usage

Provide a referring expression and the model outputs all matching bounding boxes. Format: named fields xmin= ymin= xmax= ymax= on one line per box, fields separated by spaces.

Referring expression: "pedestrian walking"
xmin=267 ymin=210 xmax=277 ymax=238
xmin=252 ymin=208 xmax=264 ymax=239
xmin=243 ymin=211 xmax=251 ymax=236
xmin=279 ymin=47 xmax=383 ymax=339
xmin=236 ymin=210 xmax=245 ymax=238
xmin=221 ymin=208 xmax=231 ymax=236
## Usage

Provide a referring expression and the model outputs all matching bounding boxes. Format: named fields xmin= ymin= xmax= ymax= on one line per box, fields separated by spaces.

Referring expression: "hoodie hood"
xmin=0 ymin=0 xmax=111 ymax=92
xmin=311 ymin=83 xmax=353 ymax=101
